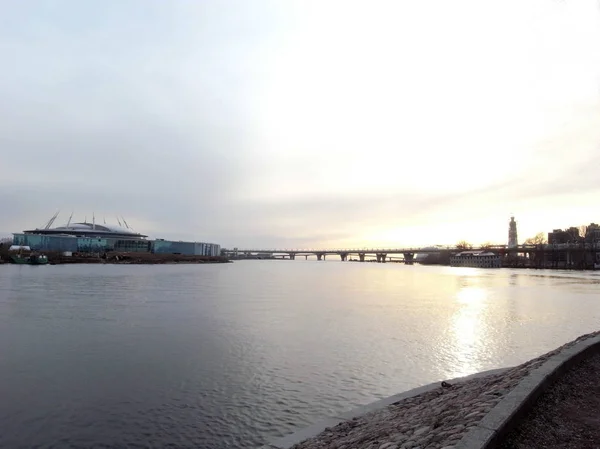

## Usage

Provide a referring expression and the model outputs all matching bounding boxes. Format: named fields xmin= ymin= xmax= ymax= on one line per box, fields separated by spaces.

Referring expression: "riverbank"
xmin=264 ymin=331 xmax=600 ymax=449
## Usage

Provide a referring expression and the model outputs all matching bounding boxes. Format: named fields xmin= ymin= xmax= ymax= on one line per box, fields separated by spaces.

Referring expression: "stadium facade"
xmin=12 ymin=214 xmax=220 ymax=257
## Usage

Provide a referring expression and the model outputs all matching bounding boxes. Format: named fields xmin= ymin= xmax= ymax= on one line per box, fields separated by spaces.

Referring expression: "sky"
xmin=1 ymin=0 xmax=599 ymax=249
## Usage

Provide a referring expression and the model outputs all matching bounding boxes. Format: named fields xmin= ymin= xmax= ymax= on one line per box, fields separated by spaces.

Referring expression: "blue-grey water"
xmin=1 ymin=261 xmax=600 ymax=448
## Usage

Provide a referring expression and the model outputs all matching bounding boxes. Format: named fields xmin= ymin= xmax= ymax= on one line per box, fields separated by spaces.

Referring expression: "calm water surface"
xmin=1 ymin=261 xmax=599 ymax=448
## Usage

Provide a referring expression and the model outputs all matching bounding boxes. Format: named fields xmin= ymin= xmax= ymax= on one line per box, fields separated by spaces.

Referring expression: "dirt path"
xmin=499 ymin=351 xmax=600 ymax=449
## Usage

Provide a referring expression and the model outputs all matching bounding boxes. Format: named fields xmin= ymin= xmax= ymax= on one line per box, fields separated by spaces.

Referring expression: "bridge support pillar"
xmin=403 ymin=252 xmax=414 ymax=264
xmin=340 ymin=253 xmax=348 ymax=261
xmin=289 ymin=253 xmax=296 ymax=260
xmin=305 ymin=255 xmax=308 ymax=260
xmin=316 ymin=253 xmax=323 ymax=261
xmin=376 ymin=253 xmax=387 ymax=263
xmin=358 ymin=253 xmax=365 ymax=262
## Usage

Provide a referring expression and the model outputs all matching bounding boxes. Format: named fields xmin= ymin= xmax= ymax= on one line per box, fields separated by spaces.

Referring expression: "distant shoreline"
xmin=0 ymin=252 xmax=231 ymax=265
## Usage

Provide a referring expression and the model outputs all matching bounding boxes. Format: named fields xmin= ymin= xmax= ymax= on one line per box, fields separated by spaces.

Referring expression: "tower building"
xmin=508 ymin=216 xmax=518 ymax=248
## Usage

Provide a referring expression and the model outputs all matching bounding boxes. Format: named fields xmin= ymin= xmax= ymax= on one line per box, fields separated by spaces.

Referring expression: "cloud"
xmin=1 ymin=0 xmax=599 ymax=248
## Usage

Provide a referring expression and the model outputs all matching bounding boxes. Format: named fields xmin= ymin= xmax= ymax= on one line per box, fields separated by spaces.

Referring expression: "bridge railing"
xmin=223 ymin=248 xmax=436 ymax=253
xmin=222 ymin=244 xmax=600 ymax=253
xmin=223 ymin=246 xmax=497 ymax=253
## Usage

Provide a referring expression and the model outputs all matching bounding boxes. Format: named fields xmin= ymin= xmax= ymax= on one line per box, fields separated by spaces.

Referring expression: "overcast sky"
xmin=1 ymin=0 xmax=599 ymax=248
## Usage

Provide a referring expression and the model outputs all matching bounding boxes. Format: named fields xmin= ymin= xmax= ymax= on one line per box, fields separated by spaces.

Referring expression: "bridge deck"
xmin=221 ymin=245 xmax=555 ymax=255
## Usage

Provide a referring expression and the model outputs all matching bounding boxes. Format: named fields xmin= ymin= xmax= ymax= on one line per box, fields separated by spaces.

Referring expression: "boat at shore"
xmin=10 ymin=253 xmax=49 ymax=265
xmin=8 ymin=245 xmax=49 ymax=265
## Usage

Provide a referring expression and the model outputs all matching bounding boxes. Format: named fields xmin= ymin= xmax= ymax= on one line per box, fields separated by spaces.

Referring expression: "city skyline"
xmin=1 ymin=1 xmax=599 ymax=248
xmin=3 ymin=213 xmax=599 ymax=250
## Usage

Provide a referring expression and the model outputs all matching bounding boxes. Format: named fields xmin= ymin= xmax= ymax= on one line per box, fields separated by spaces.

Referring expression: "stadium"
xmin=12 ymin=212 xmax=220 ymax=256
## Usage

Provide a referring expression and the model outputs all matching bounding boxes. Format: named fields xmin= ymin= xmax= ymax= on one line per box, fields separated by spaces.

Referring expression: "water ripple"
xmin=1 ymin=263 xmax=599 ymax=447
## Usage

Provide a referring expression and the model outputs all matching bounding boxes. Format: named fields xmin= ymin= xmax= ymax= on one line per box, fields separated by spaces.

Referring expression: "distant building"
xmin=14 ymin=221 xmax=150 ymax=253
xmin=548 ymin=227 xmax=580 ymax=245
xmin=508 ymin=216 xmax=518 ymax=248
xmin=415 ymin=246 xmax=440 ymax=262
xmin=545 ymin=224 xmax=600 ymax=267
xmin=256 ymin=252 xmax=274 ymax=259
xmin=151 ymin=239 xmax=221 ymax=257
xmin=12 ymin=214 xmax=220 ymax=256
xmin=450 ymin=251 xmax=501 ymax=268
xmin=585 ymin=223 xmax=600 ymax=243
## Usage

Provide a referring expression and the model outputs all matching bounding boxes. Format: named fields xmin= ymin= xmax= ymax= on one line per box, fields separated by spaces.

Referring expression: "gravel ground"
xmin=288 ymin=331 xmax=600 ymax=449
xmin=499 ymin=351 xmax=600 ymax=449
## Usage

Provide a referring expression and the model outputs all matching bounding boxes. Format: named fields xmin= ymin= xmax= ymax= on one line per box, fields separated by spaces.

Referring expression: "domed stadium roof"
xmin=54 ymin=222 xmax=138 ymax=235
xmin=25 ymin=222 xmax=147 ymax=239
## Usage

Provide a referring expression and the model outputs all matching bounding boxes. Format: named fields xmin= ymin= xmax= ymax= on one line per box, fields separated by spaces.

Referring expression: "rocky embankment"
xmin=288 ymin=331 xmax=600 ymax=449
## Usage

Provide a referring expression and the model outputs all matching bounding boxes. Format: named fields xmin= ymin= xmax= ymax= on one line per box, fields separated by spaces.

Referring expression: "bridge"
xmin=221 ymin=245 xmax=546 ymax=262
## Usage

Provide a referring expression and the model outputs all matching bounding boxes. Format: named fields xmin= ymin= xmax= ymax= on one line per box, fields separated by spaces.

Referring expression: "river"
xmin=1 ymin=261 xmax=599 ymax=448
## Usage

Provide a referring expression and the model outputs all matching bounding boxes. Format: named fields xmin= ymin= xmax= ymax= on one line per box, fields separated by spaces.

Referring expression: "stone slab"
xmin=477 ymin=387 xmax=529 ymax=432
xmin=454 ymin=425 xmax=496 ymax=449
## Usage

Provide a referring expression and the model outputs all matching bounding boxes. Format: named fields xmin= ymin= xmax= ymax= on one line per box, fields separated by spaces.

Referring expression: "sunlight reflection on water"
xmin=451 ymin=285 xmax=488 ymax=377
